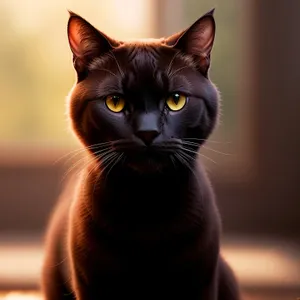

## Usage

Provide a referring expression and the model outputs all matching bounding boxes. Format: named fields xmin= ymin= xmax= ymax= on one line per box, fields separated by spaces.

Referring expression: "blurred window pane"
xmin=0 ymin=0 xmax=157 ymax=148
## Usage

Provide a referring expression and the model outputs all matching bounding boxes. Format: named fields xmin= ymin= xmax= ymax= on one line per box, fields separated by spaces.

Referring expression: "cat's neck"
xmin=90 ymin=163 xmax=194 ymax=193
xmin=77 ymin=160 xmax=217 ymax=238
xmin=82 ymin=160 xmax=212 ymax=212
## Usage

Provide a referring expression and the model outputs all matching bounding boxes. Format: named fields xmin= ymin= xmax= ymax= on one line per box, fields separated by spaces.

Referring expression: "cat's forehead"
xmin=116 ymin=42 xmax=168 ymax=67
xmin=121 ymin=38 xmax=165 ymax=45
xmin=88 ymin=44 xmax=167 ymax=79
xmin=89 ymin=42 xmax=194 ymax=76
xmin=87 ymin=42 xmax=199 ymax=97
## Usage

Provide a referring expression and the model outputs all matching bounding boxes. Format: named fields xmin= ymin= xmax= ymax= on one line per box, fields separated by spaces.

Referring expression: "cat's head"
xmin=66 ymin=9 xmax=220 ymax=173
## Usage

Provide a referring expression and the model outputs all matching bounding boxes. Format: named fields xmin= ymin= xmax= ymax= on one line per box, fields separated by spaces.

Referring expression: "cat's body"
xmin=41 ymin=9 xmax=241 ymax=300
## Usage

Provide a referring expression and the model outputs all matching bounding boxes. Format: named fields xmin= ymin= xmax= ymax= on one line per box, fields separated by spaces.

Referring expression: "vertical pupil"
xmin=112 ymin=96 xmax=120 ymax=106
xmin=173 ymin=93 xmax=180 ymax=104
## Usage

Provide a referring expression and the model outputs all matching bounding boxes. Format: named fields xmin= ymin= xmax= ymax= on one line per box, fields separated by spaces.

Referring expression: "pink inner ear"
xmin=194 ymin=18 xmax=215 ymax=55
xmin=68 ymin=18 xmax=84 ymax=57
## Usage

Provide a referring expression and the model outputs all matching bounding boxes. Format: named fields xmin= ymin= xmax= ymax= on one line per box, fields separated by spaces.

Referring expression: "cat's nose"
xmin=136 ymin=130 xmax=159 ymax=146
xmin=134 ymin=112 xmax=160 ymax=145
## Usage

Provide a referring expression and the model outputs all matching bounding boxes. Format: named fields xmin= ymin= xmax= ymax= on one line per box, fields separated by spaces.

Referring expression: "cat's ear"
xmin=67 ymin=11 xmax=118 ymax=80
xmin=166 ymin=9 xmax=216 ymax=76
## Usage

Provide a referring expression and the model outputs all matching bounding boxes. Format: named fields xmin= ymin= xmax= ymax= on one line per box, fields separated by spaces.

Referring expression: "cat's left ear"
xmin=67 ymin=11 xmax=119 ymax=80
xmin=166 ymin=9 xmax=216 ymax=76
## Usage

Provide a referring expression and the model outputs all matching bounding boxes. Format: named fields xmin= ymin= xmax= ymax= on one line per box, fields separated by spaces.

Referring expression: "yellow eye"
xmin=105 ymin=95 xmax=126 ymax=113
xmin=166 ymin=93 xmax=187 ymax=111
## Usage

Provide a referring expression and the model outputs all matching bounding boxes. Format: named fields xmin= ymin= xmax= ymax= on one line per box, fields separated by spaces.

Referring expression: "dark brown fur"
xmin=41 ymin=9 xmax=241 ymax=300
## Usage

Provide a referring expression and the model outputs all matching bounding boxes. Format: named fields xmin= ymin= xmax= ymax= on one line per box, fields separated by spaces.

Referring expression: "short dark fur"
xmin=41 ymin=9 xmax=241 ymax=300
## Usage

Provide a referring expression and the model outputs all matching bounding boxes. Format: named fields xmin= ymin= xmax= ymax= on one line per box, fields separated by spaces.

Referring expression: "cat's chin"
xmin=125 ymin=155 xmax=172 ymax=174
xmin=126 ymin=160 xmax=167 ymax=174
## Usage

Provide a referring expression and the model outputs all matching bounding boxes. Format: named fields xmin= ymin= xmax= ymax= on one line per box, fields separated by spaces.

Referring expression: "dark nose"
xmin=135 ymin=112 xmax=160 ymax=145
xmin=136 ymin=130 xmax=159 ymax=145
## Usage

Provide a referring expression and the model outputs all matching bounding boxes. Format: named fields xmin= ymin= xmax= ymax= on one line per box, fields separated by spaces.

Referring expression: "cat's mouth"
xmin=111 ymin=139 xmax=183 ymax=173
xmin=111 ymin=138 xmax=183 ymax=152
xmin=126 ymin=145 xmax=175 ymax=173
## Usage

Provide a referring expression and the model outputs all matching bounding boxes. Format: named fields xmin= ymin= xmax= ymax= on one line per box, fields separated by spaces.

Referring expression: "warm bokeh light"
xmin=0 ymin=0 xmax=157 ymax=147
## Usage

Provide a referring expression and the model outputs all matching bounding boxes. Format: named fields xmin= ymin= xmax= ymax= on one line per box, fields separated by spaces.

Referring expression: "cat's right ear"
xmin=67 ymin=11 xmax=118 ymax=80
xmin=165 ymin=9 xmax=216 ymax=77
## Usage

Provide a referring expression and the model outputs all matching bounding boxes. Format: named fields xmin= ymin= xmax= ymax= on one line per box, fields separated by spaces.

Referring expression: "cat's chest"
xmin=75 ymin=172 xmax=218 ymax=280
xmin=97 ymin=186 xmax=199 ymax=231
xmin=88 ymin=174 xmax=206 ymax=238
xmin=81 ymin=222 xmax=211 ymax=278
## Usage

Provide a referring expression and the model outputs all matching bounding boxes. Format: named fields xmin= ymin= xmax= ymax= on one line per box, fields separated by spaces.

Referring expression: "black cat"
xmin=41 ymin=9 xmax=241 ymax=300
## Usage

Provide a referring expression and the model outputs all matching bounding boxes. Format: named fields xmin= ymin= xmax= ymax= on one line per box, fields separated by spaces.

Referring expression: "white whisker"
xmin=97 ymin=68 xmax=118 ymax=78
xmin=182 ymin=137 xmax=229 ymax=144
xmin=198 ymin=152 xmax=217 ymax=164
xmin=181 ymin=146 xmax=217 ymax=165
xmin=53 ymin=141 xmax=113 ymax=165
xmin=166 ymin=51 xmax=181 ymax=75
xmin=169 ymin=66 xmax=189 ymax=78
xmin=202 ymin=145 xmax=232 ymax=156
xmin=105 ymin=153 xmax=124 ymax=179
xmin=61 ymin=148 xmax=115 ymax=184
xmin=109 ymin=51 xmax=125 ymax=78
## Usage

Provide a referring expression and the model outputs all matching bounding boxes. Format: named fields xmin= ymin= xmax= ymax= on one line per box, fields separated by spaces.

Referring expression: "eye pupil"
xmin=172 ymin=93 xmax=180 ymax=104
xmin=112 ymin=96 xmax=120 ymax=106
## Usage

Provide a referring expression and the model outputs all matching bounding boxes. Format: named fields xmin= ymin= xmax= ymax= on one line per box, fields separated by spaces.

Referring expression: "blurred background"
xmin=0 ymin=0 xmax=300 ymax=299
